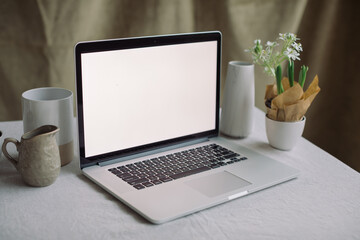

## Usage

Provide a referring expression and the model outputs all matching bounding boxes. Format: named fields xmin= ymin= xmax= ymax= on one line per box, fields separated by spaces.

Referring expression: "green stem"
xmin=298 ymin=65 xmax=309 ymax=88
xmin=288 ymin=60 xmax=294 ymax=87
xmin=276 ymin=65 xmax=284 ymax=95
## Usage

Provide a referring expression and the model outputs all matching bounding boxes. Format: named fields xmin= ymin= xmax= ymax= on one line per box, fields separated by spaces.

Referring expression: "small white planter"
xmin=265 ymin=115 xmax=306 ymax=151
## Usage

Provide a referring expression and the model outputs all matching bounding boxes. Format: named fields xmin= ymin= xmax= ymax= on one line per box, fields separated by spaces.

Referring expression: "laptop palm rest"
xmin=185 ymin=171 xmax=251 ymax=198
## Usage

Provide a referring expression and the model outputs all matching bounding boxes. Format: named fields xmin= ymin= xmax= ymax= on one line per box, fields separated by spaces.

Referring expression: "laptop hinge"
xmin=98 ymin=138 xmax=210 ymax=167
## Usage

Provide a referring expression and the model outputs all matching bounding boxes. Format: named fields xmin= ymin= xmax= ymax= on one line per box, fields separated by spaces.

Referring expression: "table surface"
xmin=1 ymin=108 xmax=359 ymax=240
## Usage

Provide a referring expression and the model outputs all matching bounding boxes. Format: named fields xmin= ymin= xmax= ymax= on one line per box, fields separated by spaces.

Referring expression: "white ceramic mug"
xmin=220 ymin=61 xmax=254 ymax=138
xmin=22 ymin=87 xmax=74 ymax=166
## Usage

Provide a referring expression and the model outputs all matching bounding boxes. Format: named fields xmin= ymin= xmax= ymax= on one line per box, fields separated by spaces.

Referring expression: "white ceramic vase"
xmin=265 ymin=115 xmax=306 ymax=151
xmin=220 ymin=61 xmax=254 ymax=138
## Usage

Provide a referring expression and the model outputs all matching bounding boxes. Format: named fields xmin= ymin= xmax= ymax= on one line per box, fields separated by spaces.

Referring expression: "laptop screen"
xmin=75 ymin=32 xmax=221 ymax=165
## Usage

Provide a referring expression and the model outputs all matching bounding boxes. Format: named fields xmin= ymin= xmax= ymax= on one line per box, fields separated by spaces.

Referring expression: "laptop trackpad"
xmin=185 ymin=171 xmax=251 ymax=198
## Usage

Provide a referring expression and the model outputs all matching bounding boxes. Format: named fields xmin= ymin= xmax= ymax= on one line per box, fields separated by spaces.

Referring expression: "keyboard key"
xmin=159 ymin=177 xmax=173 ymax=183
xmin=110 ymin=169 xmax=121 ymax=175
xmin=143 ymin=182 xmax=154 ymax=187
xmin=152 ymin=179 xmax=162 ymax=185
xmin=210 ymin=164 xmax=220 ymax=168
xmin=223 ymin=153 xmax=239 ymax=159
xmin=134 ymin=184 xmax=145 ymax=190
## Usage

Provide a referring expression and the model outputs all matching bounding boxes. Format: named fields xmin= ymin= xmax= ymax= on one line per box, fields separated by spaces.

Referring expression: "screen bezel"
xmin=75 ymin=31 xmax=222 ymax=168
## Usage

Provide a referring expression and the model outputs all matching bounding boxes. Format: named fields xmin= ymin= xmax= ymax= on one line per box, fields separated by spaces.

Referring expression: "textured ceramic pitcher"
xmin=2 ymin=125 xmax=61 ymax=187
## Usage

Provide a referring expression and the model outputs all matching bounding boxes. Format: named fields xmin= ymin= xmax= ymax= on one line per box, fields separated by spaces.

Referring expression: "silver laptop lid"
xmin=75 ymin=31 xmax=222 ymax=168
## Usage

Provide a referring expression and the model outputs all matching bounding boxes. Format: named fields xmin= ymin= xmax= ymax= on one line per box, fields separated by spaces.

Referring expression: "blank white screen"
xmin=81 ymin=41 xmax=217 ymax=157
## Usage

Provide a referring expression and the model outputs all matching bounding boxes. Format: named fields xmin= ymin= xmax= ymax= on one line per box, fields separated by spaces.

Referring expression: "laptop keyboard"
xmin=108 ymin=143 xmax=247 ymax=190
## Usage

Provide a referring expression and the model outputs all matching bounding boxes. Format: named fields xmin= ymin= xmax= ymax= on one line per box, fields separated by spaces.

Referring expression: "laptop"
xmin=74 ymin=31 xmax=299 ymax=224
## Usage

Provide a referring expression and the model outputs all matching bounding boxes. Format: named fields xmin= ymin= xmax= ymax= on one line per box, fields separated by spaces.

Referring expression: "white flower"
xmin=284 ymin=47 xmax=300 ymax=61
xmin=266 ymin=41 xmax=277 ymax=47
xmin=287 ymin=33 xmax=296 ymax=40
xmin=292 ymin=42 xmax=303 ymax=52
xmin=278 ymin=33 xmax=286 ymax=40
xmin=254 ymin=39 xmax=261 ymax=45
xmin=279 ymin=33 xmax=299 ymax=41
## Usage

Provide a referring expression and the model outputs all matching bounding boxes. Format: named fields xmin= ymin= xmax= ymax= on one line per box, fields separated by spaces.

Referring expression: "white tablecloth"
xmin=1 ymin=108 xmax=359 ymax=240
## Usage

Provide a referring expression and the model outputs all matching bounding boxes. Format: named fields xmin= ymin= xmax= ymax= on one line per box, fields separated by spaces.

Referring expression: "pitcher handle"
xmin=2 ymin=138 xmax=20 ymax=167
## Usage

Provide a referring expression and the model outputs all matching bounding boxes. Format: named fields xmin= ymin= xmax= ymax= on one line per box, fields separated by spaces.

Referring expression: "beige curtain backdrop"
xmin=1 ymin=0 xmax=359 ymax=171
